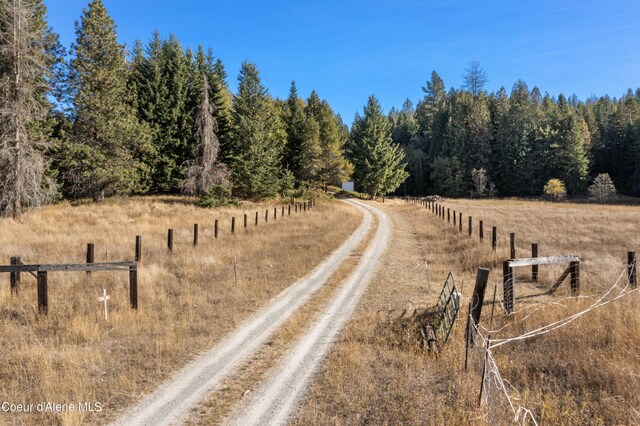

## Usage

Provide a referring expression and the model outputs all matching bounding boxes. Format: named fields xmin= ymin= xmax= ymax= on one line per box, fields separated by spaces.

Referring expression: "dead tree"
xmin=0 ymin=0 xmax=57 ymax=219
xmin=182 ymin=75 xmax=229 ymax=196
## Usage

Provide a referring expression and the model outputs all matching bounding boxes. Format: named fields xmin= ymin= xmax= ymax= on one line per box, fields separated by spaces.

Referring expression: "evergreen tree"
xmin=548 ymin=95 xmax=589 ymax=194
xmin=0 ymin=0 xmax=60 ymax=218
xmin=390 ymin=99 xmax=426 ymax=195
xmin=416 ymin=71 xmax=447 ymax=158
xmin=348 ymin=96 xmax=408 ymax=198
xmin=466 ymin=93 xmax=493 ymax=170
xmin=298 ymin=114 xmax=322 ymax=182
xmin=283 ymin=81 xmax=306 ymax=179
xmin=62 ymin=0 xmax=152 ymax=201
xmin=210 ymin=57 xmax=233 ymax=162
xmin=304 ymin=90 xmax=352 ymax=190
xmin=491 ymin=80 xmax=537 ymax=195
xmin=229 ymin=61 xmax=289 ymax=198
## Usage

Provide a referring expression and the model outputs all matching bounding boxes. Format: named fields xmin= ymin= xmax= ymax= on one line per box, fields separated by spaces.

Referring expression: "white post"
xmin=98 ymin=289 xmax=110 ymax=321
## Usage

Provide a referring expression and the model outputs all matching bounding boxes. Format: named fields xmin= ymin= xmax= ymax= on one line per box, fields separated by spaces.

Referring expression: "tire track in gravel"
xmin=226 ymin=200 xmax=390 ymax=426
xmin=110 ymin=200 xmax=373 ymax=426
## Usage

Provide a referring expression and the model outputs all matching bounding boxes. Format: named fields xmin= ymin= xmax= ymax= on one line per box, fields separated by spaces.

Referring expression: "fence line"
xmin=4 ymin=199 xmax=316 ymax=314
xmin=469 ymin=265 xmax=638 ymax=425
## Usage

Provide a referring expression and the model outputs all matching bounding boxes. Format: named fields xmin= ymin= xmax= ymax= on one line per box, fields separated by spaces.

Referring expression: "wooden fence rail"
xmin=2 ymin=261 xmax=138 ymax=314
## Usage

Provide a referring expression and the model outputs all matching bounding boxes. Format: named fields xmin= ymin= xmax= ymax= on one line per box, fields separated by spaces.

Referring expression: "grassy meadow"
xmin=0 ymin=196 xmax=360 ymax=425
xmin=293 ymin=198 xmax=640 ymax=425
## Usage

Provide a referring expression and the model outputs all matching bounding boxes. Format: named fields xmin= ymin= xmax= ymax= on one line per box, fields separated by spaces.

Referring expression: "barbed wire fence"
xmin=466 ymin=263 xmax=638 ymax=425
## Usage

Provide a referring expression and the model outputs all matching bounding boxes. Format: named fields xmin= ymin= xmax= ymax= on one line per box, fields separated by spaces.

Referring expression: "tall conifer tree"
xmin=62 ymin=0 xmax=152 ymax=200
xmin=283 ymin=81 xmax=306 ymax=179
xmin=348 ymin=96 xmax=408 ymax=198
xmin=229 ymin=61 xmax=289 ymax=198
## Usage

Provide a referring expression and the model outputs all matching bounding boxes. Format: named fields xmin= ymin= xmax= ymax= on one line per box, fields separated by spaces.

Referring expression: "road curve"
xmin=110 ymin=200 xmax=373 ymax=426
xmin=227 ymin=200 xmax=390 ymax=426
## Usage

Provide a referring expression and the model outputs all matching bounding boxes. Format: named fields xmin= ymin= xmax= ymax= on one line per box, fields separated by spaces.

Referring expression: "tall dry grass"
xmin=0 ymin=196 xmax=360 ymax=425
xmin=293 ymin=198 xmax=640 ymax=425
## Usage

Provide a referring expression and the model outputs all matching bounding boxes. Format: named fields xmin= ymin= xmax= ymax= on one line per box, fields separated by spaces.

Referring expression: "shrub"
xmin=543 ymin=179 xmax=566 ymax=201
xmin=197 ymin=185 xmax=235 ymax=208
xmin=588 ymin=173 xmax=617 ymax=203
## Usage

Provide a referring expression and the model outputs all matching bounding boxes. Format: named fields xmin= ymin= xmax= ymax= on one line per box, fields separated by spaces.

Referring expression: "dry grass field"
xmin=0 ymin=196 xmax=360 ymax=425
xmin=293 ymin=198 xmax=640 ymax=425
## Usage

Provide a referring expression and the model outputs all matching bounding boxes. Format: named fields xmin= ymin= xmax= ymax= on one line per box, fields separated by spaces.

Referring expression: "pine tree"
xmin=466 ymin=93 xmax=492 ymax=170
xmin=304 ymin=91 xmax=352 ymax=190
xmin=283 ymin=81 xmax=306 ymax=180
xmin=549 ymin=95 xmax=589 ymax=194
xmin=491 ymin=80 xmax=537 ymax=195
xmin=298 ymin=114 xmax=322 ymax=182
xmin=210 ymin=57 xmax=233 ymax=162
xmin=348 ymin=96 xmax=408 ymax=198
xmin=229 ymin=61 xmax=289 ymax=198
xmin=62 ymin=0 xmax=152 ymax=201
xmin=0 ymin=0 xmax=60 ymax=218
xmin=416 ymin=71 xmax=447 ymax=158
xmin=390 ymin=99 xmax=425 ymax=195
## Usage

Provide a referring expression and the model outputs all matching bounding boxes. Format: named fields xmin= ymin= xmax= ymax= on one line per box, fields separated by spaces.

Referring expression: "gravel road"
xmin=226 ymin=200 xmax=390 ymax=425
xmin=110 ymin=200 xmax=373 ymax=426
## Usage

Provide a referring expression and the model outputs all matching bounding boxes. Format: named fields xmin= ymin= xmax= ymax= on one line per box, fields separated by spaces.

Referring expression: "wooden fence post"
xmin=193 ymin=224 xmax=199 ymax=245
xmin=468 ymin=216 xmax=472 ymax=237
xmin=37 ymin=271 xmax=48 ymax=314
xmin=129 ymin=264 xmax=138 ymax=309
xmin=479 ymin=220 xmax=484 ymax=242
xmin=491 ymin=227 xmax=497 ymax=251
xmin=628 ymin=251 xmax=637 ymax=287
xmin=447 ymin=208 xmax=450 ymax=223
xmin=510 ymin=233 xmax=516 ymax=259
xmin=304 ymin=202 xmax=307 ymax=212
xmin=503 ymin=260 xmax=514 ymax=314
xmin=274 ymin=207 xmax=277 ymax=220
xmin=215 ymin=219 xmax=219 ymax=238
xmin=168 ymin=229 xmax=173 ymax=251
xmin=453 ymin=210 xmax=457 ymax=226
xmin=459 ymin=213 xmax=462 ymax=232
xmin=288 ymin=205 xmax=291 ymax=216
xmin=231 ymin=217 xmax=236 ymax=234
xmin=532 ymin=244 xmax=539 ymax=281
xmin=469 ymin=268 xmax=490 ymax=345
xmin=86 ymin=243 xmax=94 ymax=275
xmin=255 ymin=211 xmax=259 ymax=225
xmin=135 ymin=235 xmax=142 ymax=262
xmin=265 ymin=209 xmax=269 ymax=223
xmin=281 ymin=206 xmax=285 ymax=217
xmin=244 ymin=213 xmax=248 ymax=229
xmin=570 ymin=261 xmax=580 ymax=296
xmin=10 ymin=256 xmax=20 ymax=294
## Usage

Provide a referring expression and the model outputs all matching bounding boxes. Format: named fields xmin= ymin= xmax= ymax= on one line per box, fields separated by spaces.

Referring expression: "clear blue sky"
xmin=44 ymin=0 xmax=640 ymax=123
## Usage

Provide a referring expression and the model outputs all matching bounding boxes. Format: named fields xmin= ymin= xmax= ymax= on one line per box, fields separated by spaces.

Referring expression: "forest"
xmin=1 ymin=0 xmax=639 ymax=220
xmin=392 ymin=68 xmax=640 ymax=199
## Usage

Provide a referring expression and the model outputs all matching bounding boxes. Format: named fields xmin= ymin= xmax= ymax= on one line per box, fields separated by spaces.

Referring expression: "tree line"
xmin=391 ymin=65 xmax=640 ymax=198
xmin=0 ymin=0 xmax=407 ymax=219
xmin=2 ymin=0 xmax=638 ymax=221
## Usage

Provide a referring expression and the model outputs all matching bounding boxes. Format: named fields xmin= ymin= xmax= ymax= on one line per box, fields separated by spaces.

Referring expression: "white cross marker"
xmin=98 ymin=289 xmax=110 ymax=320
